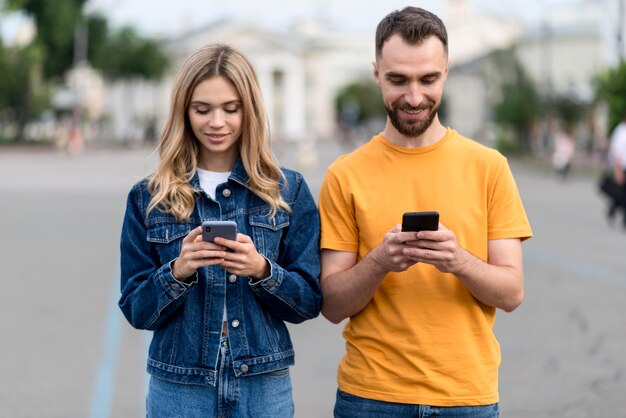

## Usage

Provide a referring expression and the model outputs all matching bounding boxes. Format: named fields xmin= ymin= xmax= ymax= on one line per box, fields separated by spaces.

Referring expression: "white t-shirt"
xmin=609 ymin=122 xmax=626 ymax=168
xmin=196 ymin=168 xmax=231 ymax=325
xmin=197 ymin=168 xmax=231 ymax=200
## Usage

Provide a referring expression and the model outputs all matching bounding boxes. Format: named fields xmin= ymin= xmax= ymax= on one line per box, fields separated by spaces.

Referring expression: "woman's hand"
xmin=214 ymin=233 xmax=270 ymax=281
xmin=171 ymin=226 xmax=228 ymax=281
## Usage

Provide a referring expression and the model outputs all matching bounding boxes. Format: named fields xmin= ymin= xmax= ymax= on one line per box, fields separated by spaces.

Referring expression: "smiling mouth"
xmin=400 ymin=107 xmax=427 ymax=118
xmin=205 ymin=133 xmax=228 ymax=141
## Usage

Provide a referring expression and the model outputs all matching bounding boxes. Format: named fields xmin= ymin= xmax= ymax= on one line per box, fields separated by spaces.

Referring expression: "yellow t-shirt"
xmin=319 ymin=129 xmax=532 ymax=406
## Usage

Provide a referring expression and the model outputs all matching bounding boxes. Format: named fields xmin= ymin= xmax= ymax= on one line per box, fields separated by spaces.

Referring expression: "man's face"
xmin=374 ymin=34 xmax=448 ymax=138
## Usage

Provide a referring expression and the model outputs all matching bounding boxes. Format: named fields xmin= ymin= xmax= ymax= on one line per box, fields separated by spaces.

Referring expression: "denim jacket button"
xmin=267 ymin=279 xmax=276 ymax=287
xmin=170 ymin=283 xmax=181 ymax=293
xmin=222 ymin=189 xmax=231 ymax=198
xmin=240 ymin=364 xmax=249 ymax=373
xmin=231 ymin=319 xmax=240 ymax=328
xmin=228 ymin=274 xmax=237 ymax=283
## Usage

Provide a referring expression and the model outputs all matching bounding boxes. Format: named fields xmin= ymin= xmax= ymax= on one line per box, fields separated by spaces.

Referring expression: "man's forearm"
xmin=321 ymin=252 xmax=388 ymax=323
xmin=453 ymin=247 xmax=524 ymax=312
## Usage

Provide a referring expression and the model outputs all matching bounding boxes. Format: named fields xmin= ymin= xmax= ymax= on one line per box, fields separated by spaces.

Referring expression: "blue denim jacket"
xmin=119 ymin=158 xmax=322 ymax=386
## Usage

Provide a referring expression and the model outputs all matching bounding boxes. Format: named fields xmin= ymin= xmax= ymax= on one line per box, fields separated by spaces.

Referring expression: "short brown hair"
xmin=375 ymin=7 xmax=448 ymax=60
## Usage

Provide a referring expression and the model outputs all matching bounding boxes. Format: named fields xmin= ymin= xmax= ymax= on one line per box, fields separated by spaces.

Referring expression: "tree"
xmin=5 ymin=0 xmax=169 ymax=81
xmin=90 ymin=25 xmax=169 ymax=80
xmin=335 ymin=80 xmax=386 ymax=128
xmin=0 ymin=40 xmax=48 ymax=141
xmin=547 ymin=95 xmax=587 ymax=130
xmin=595 ymin=60 xmax=626 ymax=133
xmin=490 ymin=48 xmax=541 ymax=153
xmin=5 ymin=0 xmax=87 ymax=81
xmin=1 ymin=1 xmax=169 ymax=141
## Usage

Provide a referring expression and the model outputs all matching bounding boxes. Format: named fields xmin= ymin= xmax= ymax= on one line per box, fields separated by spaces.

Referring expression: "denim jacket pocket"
xmin=146 ymin=220 xmax=194 ymax=262
xmin=249 ymin=210 xmax=290 ymax=259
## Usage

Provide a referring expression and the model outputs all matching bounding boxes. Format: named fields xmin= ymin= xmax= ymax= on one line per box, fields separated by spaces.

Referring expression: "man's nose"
xmin=404 ymin=83 xmax=423 ymax=107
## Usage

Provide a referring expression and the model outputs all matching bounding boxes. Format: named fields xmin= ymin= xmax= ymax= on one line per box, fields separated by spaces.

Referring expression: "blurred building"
xmin=443 ymin=0 xmax=522 ymax=141
xmin=92 ymin=0 xmax=613 ymax=149
xmin=98 ymin=16 xmax=374 ymax=147
xmin=98 ymin=1 xmax=521 ymax=146
xmin=444 ymin=0 xmax=609 ymax=149
xmin=517 ymin=2 xmax=605 ymax=102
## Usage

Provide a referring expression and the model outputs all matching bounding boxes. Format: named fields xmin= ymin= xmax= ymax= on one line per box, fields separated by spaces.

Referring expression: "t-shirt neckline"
xmin=376 ymin=128 xmax=454 ymax=155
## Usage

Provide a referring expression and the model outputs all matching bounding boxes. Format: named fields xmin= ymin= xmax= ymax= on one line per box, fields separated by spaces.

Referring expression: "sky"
xmin=0 ymin=0 xmax=590 ymax=43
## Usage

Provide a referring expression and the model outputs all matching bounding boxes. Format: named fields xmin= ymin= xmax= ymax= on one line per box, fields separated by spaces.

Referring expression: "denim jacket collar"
xmin=191 ymin=155 xmax=250 ymax=192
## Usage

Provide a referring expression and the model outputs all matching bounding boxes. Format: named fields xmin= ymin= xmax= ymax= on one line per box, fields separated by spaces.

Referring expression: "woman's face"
xmin=188 ymin=76 xmax=243 ymax=171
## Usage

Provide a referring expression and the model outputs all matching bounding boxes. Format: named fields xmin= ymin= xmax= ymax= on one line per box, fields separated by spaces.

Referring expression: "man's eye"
xmin=389 ymin=79 xmax=405 ymax=85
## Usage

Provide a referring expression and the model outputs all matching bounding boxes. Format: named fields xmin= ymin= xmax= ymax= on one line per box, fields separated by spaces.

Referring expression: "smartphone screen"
xmin=201 ymin=220 xmax=238 ymax=243
xmin=401 ymin=211 xmax=439 ymax=232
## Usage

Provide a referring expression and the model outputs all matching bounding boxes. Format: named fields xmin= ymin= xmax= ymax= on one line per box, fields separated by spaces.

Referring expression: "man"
xmin=607 ymin=114 xmax=626 ymax=226
xmin=318 ymin=7 xmax=533 ymax=418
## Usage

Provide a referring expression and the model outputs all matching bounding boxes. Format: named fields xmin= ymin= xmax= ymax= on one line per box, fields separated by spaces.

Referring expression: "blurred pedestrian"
xmin=118 ymin=43 xmax=322 ymax=417
xmin=318 ymin=7 xmax=532 ymax=418
xmin=552 ymin=125 xmax=575 ymax=179
xmin=605 ymin=113 xmax=626 ymax=227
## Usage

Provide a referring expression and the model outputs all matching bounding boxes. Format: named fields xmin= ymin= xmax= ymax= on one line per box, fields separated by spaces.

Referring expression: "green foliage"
xmin=5 ymin=0 xmax=87 ymax=80
xmin=0 ymin=42 xmax=48 ymax=114
xmin=85 ymin=13 xmax=108 ymax=64
xmin=490 ymin=48 xmax=541 ymax=152
xmin=0 ymin=41 xmax=49 ymax=140
xmin=494 ymin=135 xmax=523 ymax=156
xmin=335 ymin=79 xmax=386 ymax=126
xmin=547 ymin=95 xmax=587 ymax=130
xmin=90 ymin=26 xmax=169 ymax=80
xmin=3 ymin=1 xmax=169 ymax=82
xmin=0 ymin=0 xmax=169 ymax=141
xmin=594 ymin=61 xmax=626 ymax=132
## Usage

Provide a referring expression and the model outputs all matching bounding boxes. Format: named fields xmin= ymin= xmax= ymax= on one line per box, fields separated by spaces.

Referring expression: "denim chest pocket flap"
xmin=248 ymin=210 xmax=290 ymax=231
xmin=146 ymin=220 xmax=194 ymax=244
xmin=248 ymin=210 xmax=290 ymax=258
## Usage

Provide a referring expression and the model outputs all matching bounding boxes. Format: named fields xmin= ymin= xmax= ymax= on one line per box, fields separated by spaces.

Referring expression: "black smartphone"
xmin=201 ymin=220 xmax=238 ymax=243
xmin=401 ymin=211 xmax=439 ymax=232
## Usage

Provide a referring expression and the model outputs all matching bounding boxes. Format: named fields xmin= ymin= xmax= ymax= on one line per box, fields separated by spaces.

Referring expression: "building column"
xmin=282 ymin=59 xmax=306 ymax=142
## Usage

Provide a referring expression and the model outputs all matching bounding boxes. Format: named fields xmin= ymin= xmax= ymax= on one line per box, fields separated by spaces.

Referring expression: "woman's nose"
xmin=208 ymin=111 xmax=225 ymax=128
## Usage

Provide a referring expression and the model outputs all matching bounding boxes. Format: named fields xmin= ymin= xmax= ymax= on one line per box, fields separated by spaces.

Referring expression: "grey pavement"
xmin=0 ymin=140 xmax=625 ymax=418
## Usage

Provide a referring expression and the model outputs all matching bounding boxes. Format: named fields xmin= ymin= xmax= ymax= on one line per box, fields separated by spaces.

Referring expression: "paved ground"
xmin=0 ymin=140 xmax=624 ymax=417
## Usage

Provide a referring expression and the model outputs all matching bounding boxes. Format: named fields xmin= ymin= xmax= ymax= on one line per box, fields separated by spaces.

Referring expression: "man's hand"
xmin=401 ymin=223 xmax=470 ymax=274
xmin=369 ymin=224 xmax=423 ymax=272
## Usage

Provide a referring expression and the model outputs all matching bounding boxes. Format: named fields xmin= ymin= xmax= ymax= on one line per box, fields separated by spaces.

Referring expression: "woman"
xmin=119 ymin=44 xmax=322 ymax=417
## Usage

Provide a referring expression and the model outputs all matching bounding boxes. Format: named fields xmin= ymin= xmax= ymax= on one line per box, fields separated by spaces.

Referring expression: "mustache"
xmin=396 ymin=101 xmax=434 ymax=112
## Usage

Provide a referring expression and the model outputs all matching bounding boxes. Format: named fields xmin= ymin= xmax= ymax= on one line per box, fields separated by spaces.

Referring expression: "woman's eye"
xmin=192 ymin=106 xmax=210 ymax=114
xmin=224 ymin=107 xmax=239 ymax=114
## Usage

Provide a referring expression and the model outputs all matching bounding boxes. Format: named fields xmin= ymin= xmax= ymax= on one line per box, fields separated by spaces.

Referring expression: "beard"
xmin=386 ymin=98 xmax=439 ymax=138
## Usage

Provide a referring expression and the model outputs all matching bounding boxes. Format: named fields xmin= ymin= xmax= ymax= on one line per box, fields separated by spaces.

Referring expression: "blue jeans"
xmin=147 ymin=338 xmax=294 ymax=417
xmin=334 ymin=390 xmax=499 ymax=418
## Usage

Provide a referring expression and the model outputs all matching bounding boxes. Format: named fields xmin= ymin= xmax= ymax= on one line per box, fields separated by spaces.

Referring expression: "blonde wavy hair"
xmin=147 ymin=44 xmax=290 ymax=220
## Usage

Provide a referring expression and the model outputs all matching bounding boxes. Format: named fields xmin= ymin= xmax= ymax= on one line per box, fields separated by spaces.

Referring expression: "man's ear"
xmin=372 ymin=61 xmax=380 ymax=85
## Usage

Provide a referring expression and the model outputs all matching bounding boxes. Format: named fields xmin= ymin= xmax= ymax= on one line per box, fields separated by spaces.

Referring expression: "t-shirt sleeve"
xmin=318 ymin=167 xmax=359 ymax=252
xmin=488 ymin=157 xmax=533 ymax=241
